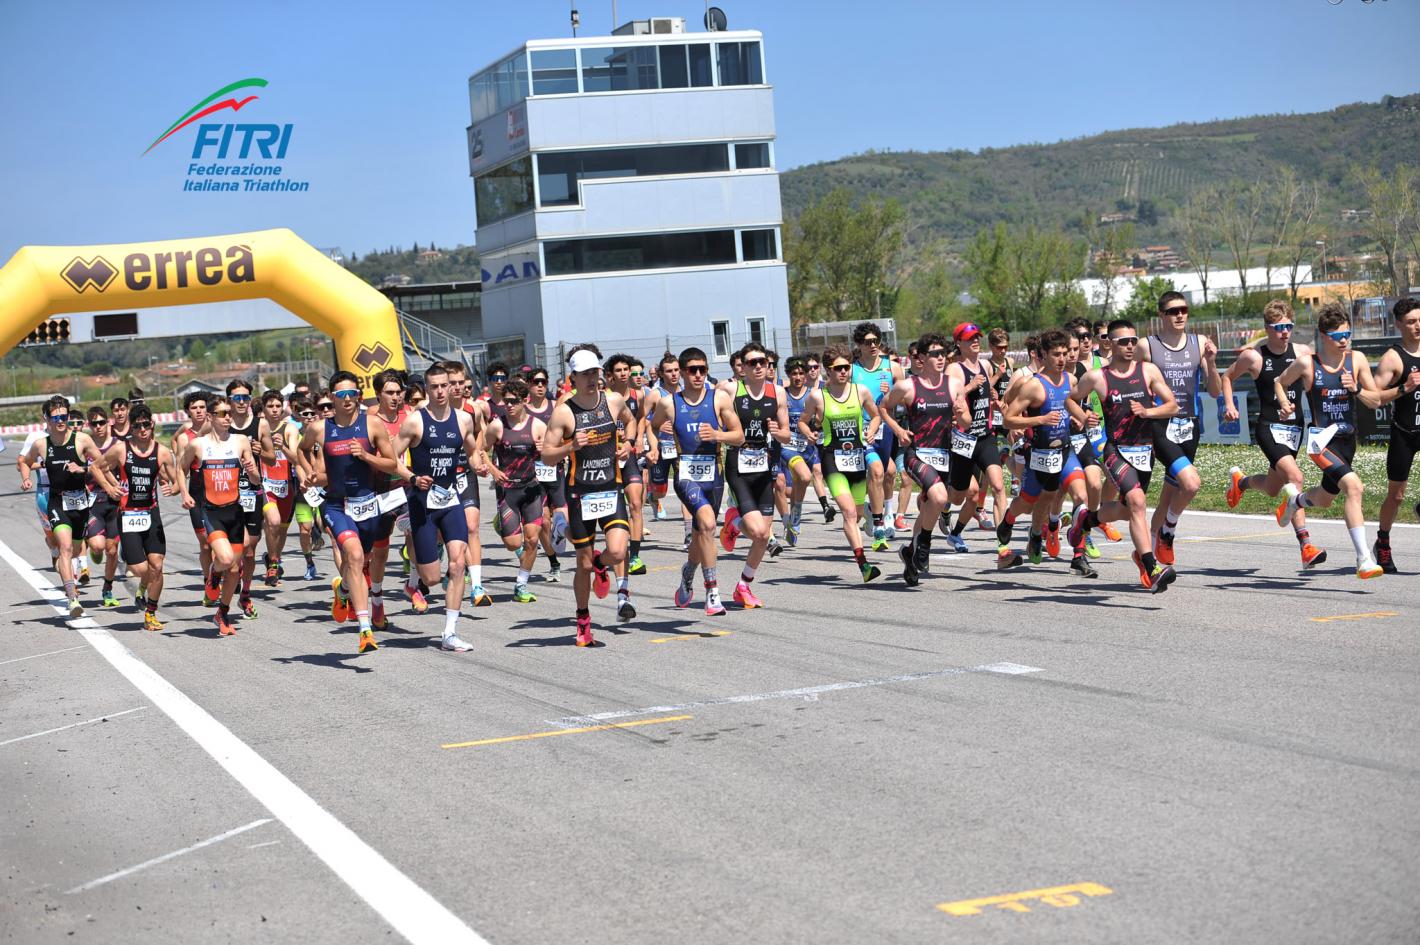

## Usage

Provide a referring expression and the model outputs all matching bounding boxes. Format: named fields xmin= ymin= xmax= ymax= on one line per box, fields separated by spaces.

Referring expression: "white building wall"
xmin=535 ymin=171 xmax=782 ymax=239
xmin=525 ymin=86 xmax=775 ymax=152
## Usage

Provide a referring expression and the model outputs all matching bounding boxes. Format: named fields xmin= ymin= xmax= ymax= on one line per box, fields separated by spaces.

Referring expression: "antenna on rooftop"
xmin=570 ymin=1 xmax=580 ymax=36
xmin=705 ymin=5 xmax=727 ymax=31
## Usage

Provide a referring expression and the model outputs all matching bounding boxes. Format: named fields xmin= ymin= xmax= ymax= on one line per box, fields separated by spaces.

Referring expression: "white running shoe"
xmin=440 ymin=634 xmax=473 ymax=652
xmin=551 ymin=510 xmax=569 ymax=555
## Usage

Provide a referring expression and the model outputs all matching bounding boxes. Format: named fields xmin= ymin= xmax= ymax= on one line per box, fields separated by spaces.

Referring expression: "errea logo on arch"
xmin=144 ymin=78 xmax=311 ymax=194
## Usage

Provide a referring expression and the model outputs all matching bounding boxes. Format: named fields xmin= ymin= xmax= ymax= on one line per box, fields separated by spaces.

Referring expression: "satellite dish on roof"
xmin=705 ymin=6 xmax=727 ymax=31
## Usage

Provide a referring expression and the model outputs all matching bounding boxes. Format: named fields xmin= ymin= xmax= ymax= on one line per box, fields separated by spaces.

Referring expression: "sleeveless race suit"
xmin=230 ymin=411 xmax=264 ymax=536
xmin=46 ymin=433 xmax=92 ymax=534
xmin=820 ymin=385 xmax=870 ymax=504
xmin=1307 ymin=351 xmax=1359 ymax=495
xmin=566 ymin=393 xmax=627 ymax=546
xmin=725 ymin=380 xmax=778 ymax=517
xmin=526 ymin=396 xmax=567 ymax=508
xmin=948 ymin=360 xmax=1002 ymax=492
xmin=406 ymin=407 xmax=470 ymax=565
xmin=1099 ymin=362 xmax=1156 ymax=495
xmin=1146 ymin=333 xmax=1203 ymax=479
xmin=1384 ymin=343 xmax=1420 ymax=484
xmin=320 ymin=414 xmax=380 ymax=551
xmin=852 ymin=356 xmax=896 ymax=466
xmin=262 ymin=416 xmax=300 ymax=523
xmin=118 ymin=441 xmax=166 ymax=564
xmin=198 ymin=436 xmax=246 ymax=546
xmin=1021 ymin=372 xmax=1083 ymax=497
xmin=903 ymin=376 xmax=954 ymax=491
xmin=672 ymin=389 xmax=724 ymax=518
xmin=85 ymin=435 xmax=120 ymax=541
xmin=494 ymin=415 xmax=545 ymax=534
xmin=1254 ymin=340 xmax=1304 ymax=468
xmin=779 ymin=387 xmax=818 ymax=478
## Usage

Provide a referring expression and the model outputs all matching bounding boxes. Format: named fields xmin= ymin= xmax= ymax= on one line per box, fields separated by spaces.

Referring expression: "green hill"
xmin=780 ymin=92 xmax=1420 ymax=248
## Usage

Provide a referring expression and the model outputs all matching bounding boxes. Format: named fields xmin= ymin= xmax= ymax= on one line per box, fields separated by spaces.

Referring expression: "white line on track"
xmin=0 ymin=643 xmax=88 ymax=666
xmin=0 ymin=537 xmax=490 ymax=945
xmin=0 ymin=706 xmax=145 ymax=747
xmin=66 ymin=819 xmax=273 ymax=894
xmin=548 ymin=661 xmax=1043 ymax=727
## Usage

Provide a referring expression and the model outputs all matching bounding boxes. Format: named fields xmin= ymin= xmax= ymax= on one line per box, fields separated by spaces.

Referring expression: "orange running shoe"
xmin=592 ymin=564 xmax=611 ymax=599
xmin=215 ymin=609 xmax=237 ymax=636
xmin=1045 ymin=524 xmax=1061 ymax=559
xmin=358 ymin=630 xmax=379 ymax=653
xmin=1155 ymin=531 xmax=1176 ymax=566
xmin=1099 ymin=521 xmax=1123 ymax=542
xmin=733 ymin=581 xmax=764 ymax=609
xmin=575 ymin=614 xmax=595 ymax=647
xmin=1132 ymin=551 xmax=1154 ymax=590
xmin=720 ymin=507 xmax=741 ymax=553
xmin=331 ymin=577 xmax=350 ymax=623
xmin=1226 ymin=467 xmax=1245 ymax=509
xmin=1300 ymin=544 xmax=1327 ymax=569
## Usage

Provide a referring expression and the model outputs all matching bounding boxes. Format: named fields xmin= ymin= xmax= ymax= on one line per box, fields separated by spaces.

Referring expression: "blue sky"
xmin=1 ymin=0 xmax=1415 ymax=262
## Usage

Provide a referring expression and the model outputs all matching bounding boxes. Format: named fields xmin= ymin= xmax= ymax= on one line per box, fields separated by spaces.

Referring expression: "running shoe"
xmin=883 ymin=520 xmax=897 ymax=541
xmin=371 ymin=601 xmax=387 ymax=629
xmin=1069 ymin=556 xmax=1098 ymax=579
xmin=513 ymin=584 xmax=537 ymax=603
xmin=899 ymin=545 xmax=920 ymax=587
xmin=1155 ymin=531 xmax=1176 ymax=566
xmin=977 ymin=511 xmax=995 ymax=531
xmin=617 ymin=594 xmax=637 ymax=621
xmin=1151 ymin=564 xmax=1177 ymax=594
xmin=1066 ymin=516 xmax=1087 ymax=555
xmin=1084 ymin=535 xmax=1101 ymax=560
xmin=408 ymin=586 xmax=429 ymax=614
xmin=575 ymin=615 xmax=596 ymax=647
xmin=674 ymin=578 xmax=694 ymax=609
xmin=67 ymin=598 xmax=84 ymax=619
xmin=767 ymin=536 xmax=783 ymax=558
xmin=1357 ymin=557 xmax=1384 ymax=580
xmin=996 ymin=547 xmax=1022 ymax=570
xmin=303 ymin=562 xmax=318 ymax=582
xmin=655 ymin=503 xmax=668 ymax=521
xmin=937 ymin=512 xmax=953 ymax=537
xmin=470 ymin=585 xmax=493 ymax=607
xmin=1132 ymin=551 xmax=1153 ymax=589
xmin=1059 ymin=509 xmax=1072 ymax=527
xmin=357 ymin=630 xmax=379 ymax=653
xmin=215 ymin=610 xmax=237 ymax=636
xmin=627 ymin=555 xmax=647 ymax=576
xmin=1099 ymin=522 xmax=1123 ymax=543
xmin=143 ymin=612 xmax=163 ymax=632
xmin=331 ymin=578 xmax=349 ymax=623
xmin=823 ymin=503 xmax=837 ymax=524
xmin=1275 ymin=484 xmax=1300 ymax=527
xmin=946 ymin=533 xmax=969 ymax=554
xmin=1300 ymin=543 xmax=1327 ymax=569
xmin=1045 ymin=524 xmax=1061 ymax=559
xmin=720 ymin=507 xmax=741 ymax=553
xmin=310 ymin=529 xmax=325 ymax=553
xmin=860 ymin=562 xmax=882 ymax=583
xmin=441 ymin=633 xmax=473 ymax=652
xmin=705 ymin=590 xmax=727 ymax=616
xmin=1026 ymin=533 xmax=1043 ymax=565
xmin=202 ymin=584 xmax=219 ymax=608
xmin=240 ymin=597 xmax=257 ymax=620
xmin=784 ymin=522 xmax=800 ymax=547
xmin=264 ymin=561 xmax=280 ymax=586
xmin=914 ymin=541 xmax=932 ymax=574
xmin=1226 ymin=466 xmax=1246 ymax=509
xmin=893 ymin=514 xmax=909 ymax=532
xmin=101 ymin=589 xmax=119 ymax=608
xmin=681 ymin=533 xmax=693 ymax=551
xmin=551 ymin=509 xmax=570 ymax=555
xmin=1372 ymin=541 xmax=1395 ymax=575
xmin=591 ymin=566 xmax=611 ymax=600
xmin=733 ymin=582 xmax=764 ymax=608
xmin=871 ymin=525 xmax=890 ymax=552
xmin=546 ymin=561 xmax=563 ymax=583
xmin=78 ymin=564 xmax=91 ymax=587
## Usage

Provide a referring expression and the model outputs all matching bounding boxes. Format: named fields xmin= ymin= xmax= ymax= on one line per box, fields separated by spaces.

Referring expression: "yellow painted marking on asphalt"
xmin=649 ymin=565 xmax=681 ymax=573
xmin=1310 ymin=611 xmax=1399 ymax=624
xmin=937 ymin=882 xmax=1114 ymax=917
xmin=440 ymin=714 xmax=692 ymax=750
xmin=649 ymin=631 xmax=732 ymax=644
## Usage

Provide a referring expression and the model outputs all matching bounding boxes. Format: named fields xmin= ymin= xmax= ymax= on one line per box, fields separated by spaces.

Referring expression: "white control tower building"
xmin=466 ymin=13 xmax=790 ymax=370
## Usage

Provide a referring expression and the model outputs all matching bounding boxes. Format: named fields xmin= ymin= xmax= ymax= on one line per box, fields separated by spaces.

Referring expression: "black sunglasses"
xmin=684 ymin=365 xmax=709 ymax=375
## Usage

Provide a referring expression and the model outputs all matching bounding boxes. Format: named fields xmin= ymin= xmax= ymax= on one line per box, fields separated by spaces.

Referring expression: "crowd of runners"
xmin=12 ymin=294 xmax=1420 ymax=649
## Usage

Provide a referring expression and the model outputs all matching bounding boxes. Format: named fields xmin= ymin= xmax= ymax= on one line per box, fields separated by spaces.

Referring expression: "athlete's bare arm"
xmin=798 ymin=390 xmax=825 ymax=444
xmin=860 ymin=385 xmax=883 ymax=442
xmin=712 ymin=389 xmax=746 ymax=447
xmin=880 ymin=378 xmax=915 ymax=443
xmin=1274 ymin=353 xmax=1314 ymax=420
xmin=1140 ymin=363 xmax=1181 ymax=421
xmin=768 ymin=384 xmax=792 ymax=446
xmin=1003 ymin=377 xmax=1047 ymax=430
xmin=1350 ymin=352 xmax=1383 ymax=410
xmin=540 ymin=403 xmax=578 ymax=465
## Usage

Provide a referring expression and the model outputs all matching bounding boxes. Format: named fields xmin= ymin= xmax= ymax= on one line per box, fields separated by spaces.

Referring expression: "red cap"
xmin=953 ymin=322 xmax=982 ymax=343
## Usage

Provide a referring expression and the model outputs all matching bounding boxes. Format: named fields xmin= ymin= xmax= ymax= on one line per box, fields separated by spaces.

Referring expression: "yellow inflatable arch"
xmin=0 ymin=228 xmax=405 ymax=397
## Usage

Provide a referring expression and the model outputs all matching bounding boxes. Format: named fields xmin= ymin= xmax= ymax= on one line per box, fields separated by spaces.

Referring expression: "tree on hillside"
xmin=1013 ymin=225 xmax=1084 ymax=324
xmin=784 ymin=187 xmax=906 ymax=325
xmin=1217 ymin=179 xmax=1265 ymax=308
xmin=1280 ymin=177 xmax=1322 ymax=302
xmin=894 ymin=259 xmax=960 ymax=337
xmin=1262 ymin=167 xmax=1303 ymax=296
xmin=1355 ymin=163 xmax=1418 ymax=296
xmin=964 ymin=224 xmax=1016 ymax=327
xmin=1178 ymin=187 xmax=1219 ymax=305
xmin=1086 ymin=213 xmax=1135 ymax=316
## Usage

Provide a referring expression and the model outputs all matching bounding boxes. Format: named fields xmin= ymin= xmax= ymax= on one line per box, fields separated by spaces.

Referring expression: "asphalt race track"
xmin=2 ymin=487 xmax=1417 ymax=945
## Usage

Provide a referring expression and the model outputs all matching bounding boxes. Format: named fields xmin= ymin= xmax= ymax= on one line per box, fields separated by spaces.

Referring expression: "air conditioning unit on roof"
xmin=613 ymin=17 xmax=685 ymax=35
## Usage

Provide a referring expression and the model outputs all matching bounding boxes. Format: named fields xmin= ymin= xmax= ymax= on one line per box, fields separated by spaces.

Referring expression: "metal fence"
xmin=533 ymin=328 xmax=798 ymax=380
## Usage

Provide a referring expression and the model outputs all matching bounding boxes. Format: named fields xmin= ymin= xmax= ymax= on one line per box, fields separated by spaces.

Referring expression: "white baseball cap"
xmin=567 ymin=349 xmax=600 ymax=374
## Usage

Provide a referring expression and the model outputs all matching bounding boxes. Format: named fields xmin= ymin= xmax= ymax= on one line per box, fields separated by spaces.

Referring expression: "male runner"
xmin=19 ymin=397 xmax=119 ymax=618
xmin=172 ymin=392 xmax=214 ymax=597
xmin=109 ymin=396 xmax=132 ymax=441
xmin=723 ymin=342 xmax=790 ymax=608
xmin=260 ymin=389 xmax=302 ymax=585
xmin=646 ymin=346 xmax=744 ymax=616
xmin=523 ymin=366 xmax=566 ymax=582
xmin=777 ymin=356 xmax=833 ymax=546
xmin=1369 ymin=298 xmax=1420 ymax=572
xmin=447 ymin=361 xmax=494 ymax=606
xmin=605 ymin=354 xmax=649 ymax=582
xmin=1221 ymin=299 xmax=1326 ymax=568
xmin=366 ymin=369 xmax=411 ymax=628
xmin=944 ymin=322 xmax=1008 ymax=554
xmin=18 ymin=405 xmax=63 ymax=572
xmin=1137 ymin=291 xmax=1215 ymax=566
xmin=1271 ymin=304 xmax=1384 ymax=579
xmin=542 ymin=347 xmax=637 ymax=645
xmin=83 ymin=406 xmax=122 ymax=608
xmin=392 ymin=362 xmax=483 ymax=651
xmin=881 ymin=332 xmax=963 ymax=585
xmin=1068 ymin=319 xmax=1180 ymax=593
xmin=798 ymin=345 xmax=884 ymax=583
xmin=851 ymin=321 xmax=904 ymax=549
xmin=227 ymin=379 xmax=276 ymax=618
xmin=176 ymin=396 xmax=263 ymax=635
xmin=301 ymin=371 xmax=402 ymax=651
xmin=485 ymin=378 xmax=549 ymax=607
xmin=97 ymin=404 xmax=179 ymax=630
xmin=644 ymin=352 xmax=692 ymax=544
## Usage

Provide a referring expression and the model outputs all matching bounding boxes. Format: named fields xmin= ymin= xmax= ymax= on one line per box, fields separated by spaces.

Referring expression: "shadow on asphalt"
xmin=270 ymin=651 xmax=376 ymax=673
